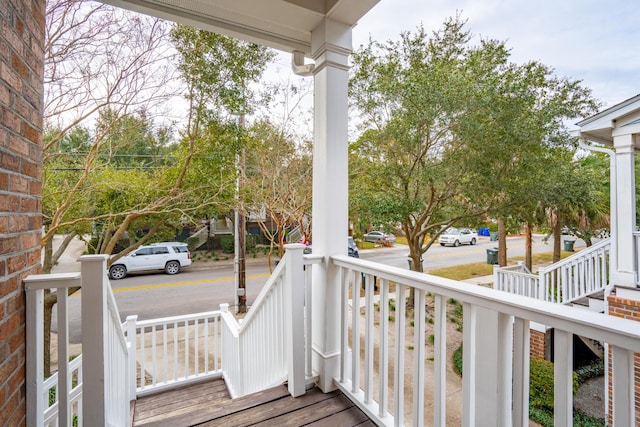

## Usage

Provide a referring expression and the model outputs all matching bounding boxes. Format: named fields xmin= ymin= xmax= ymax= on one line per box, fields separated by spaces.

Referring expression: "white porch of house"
xmin=25 ymin=244 xmax=640 ymax=426
xmin=23 ymin=0 xmax=640 ymax=424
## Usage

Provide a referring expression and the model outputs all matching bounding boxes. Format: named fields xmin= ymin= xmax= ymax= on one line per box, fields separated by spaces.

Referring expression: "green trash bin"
xmin=486 ymin=248 xmax=498 ymax=264
xmin=489 ymin=231 xmax=498 ymax=241
xmin=563 ymin=240 xmax=575 ymax=252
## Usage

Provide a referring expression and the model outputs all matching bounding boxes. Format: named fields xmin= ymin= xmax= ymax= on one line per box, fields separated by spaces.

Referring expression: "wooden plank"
xmin=196 ymin=388 xmax=341 ymax=426
xmin=133 ymin=379 xmax=375 ymax=427
xmin=135 ymin=383 xmax=290 ymax=426
xmin=305 ymin=406 xmax=369 ymax=426
xmin=134 ymin=381 xmax=230 ymax=423
xmin=243 ymin=393 xmax=355 ymax=427
xmin=136 ymin=380 xmax=228 ymax=409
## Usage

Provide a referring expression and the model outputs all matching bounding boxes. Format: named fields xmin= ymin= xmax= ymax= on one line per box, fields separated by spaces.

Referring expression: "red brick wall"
xmin=607 ymin=294 xmax=640 ymax=426
xmin=0 ymin=0 xmax=45 ymax=424
xmin=529 ymin=329 xmax=546 ymax=359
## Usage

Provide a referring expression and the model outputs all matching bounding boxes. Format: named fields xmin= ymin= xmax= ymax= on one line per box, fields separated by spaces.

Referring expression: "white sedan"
xmin=439 ymin=228 xmax=477 ymax=247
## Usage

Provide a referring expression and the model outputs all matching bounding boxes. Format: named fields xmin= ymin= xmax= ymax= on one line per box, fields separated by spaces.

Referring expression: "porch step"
xmin=132 ymin=378 xmax=373 ymax=427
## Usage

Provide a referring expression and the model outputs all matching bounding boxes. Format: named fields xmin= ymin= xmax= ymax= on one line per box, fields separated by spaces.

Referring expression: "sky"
xmin=349 ymin=0 xmax=639 ymax=112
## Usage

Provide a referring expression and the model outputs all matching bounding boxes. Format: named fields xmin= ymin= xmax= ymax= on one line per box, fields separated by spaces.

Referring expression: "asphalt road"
xmin=53 ymin=234 xmax=581 ymax=342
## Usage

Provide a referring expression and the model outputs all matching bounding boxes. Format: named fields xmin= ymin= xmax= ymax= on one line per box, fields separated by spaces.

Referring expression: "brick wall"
xmin=529 ymin=329 xmax=546 ymax=359
xmin=607 ymin=293 xmax=640 ymax=426
xmin=0 ymin=0 xmax=45 ymax=424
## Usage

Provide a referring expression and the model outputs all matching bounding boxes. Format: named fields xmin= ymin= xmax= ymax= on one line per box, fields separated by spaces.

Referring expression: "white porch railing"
xmin=494 ymin=238 xmax=610 ymax=305
xmin=25 ymin=255 xmax=130 ymax=427
xmin=634 ymin=231 xmax=640 ymax=284
xmin=220 ymin=243 xmax=321 ymax=398
xmin=125 ymin=311 xmax=223 ymax=397
xmin=332 ymin=254 xmax=639 ymax=426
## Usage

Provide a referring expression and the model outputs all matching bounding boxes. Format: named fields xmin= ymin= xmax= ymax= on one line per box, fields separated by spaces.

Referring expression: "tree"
xmin=171 ymin=25 xmax=275 ymax=312
xmin=562 ymin=152 xmax=611 ymax=247
xmin=349 ymin=16 xmax=599 ymax=298
xmin=43 ymin=0 xmax=180 ymax=268
xmin=244 ymin=120 xmax=313 ymax=268
xmin=350 ymin=18 xmax=511 ymax=280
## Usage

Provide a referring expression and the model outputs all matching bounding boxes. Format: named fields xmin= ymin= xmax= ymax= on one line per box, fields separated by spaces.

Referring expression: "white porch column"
xmin=612 ymin=133 xmax=637 ymax=287
xmin=310 ymin=18 xmax=352 ymax=392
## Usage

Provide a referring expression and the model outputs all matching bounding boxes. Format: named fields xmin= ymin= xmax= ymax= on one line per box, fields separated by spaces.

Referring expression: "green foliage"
xmin=575 ymin=359 xmax=605 ymax=384
xmin=453 ymin=344 xmax=463 ymax=375
xmin=170 ymin=25 xmax=275 ymax=116
xmin=453 ymin=348 xmax=599 ymax=426
xmin=529 ymin=357 xmax=574 ymax=412
xmin=221 ymin=235 xmax=234 ymax=254
xmin=349 ymin=14 xmax=598 ymax=268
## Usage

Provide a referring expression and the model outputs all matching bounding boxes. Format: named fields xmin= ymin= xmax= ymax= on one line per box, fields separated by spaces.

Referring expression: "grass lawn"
xmin=426 ymin=250 xmax=574 ymax=281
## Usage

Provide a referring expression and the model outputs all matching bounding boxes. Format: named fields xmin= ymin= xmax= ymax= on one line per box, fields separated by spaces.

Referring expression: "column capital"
xmin=311 ymin=18 xmax=352 ymax=72
xmin=613 ymin=133 xmax=636 ymax=152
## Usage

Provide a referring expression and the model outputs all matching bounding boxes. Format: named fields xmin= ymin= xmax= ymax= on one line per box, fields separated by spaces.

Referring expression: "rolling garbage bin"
xmin=489 ymin=231 xmax=498 ymax=241
xmin=486 ymin=248 xmax=498 ymax=264
xmin=563 ymin=240 xmax=575 ymax=252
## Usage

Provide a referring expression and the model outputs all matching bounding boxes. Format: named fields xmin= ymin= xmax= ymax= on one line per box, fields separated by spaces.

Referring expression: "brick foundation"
xmin=607 ymin=293 xmax=640 ymax=426
xmin=0 ymin=0 xmax=45 ymax=424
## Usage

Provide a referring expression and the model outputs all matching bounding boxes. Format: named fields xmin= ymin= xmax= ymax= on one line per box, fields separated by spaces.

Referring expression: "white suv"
xmin=108 ymin=242 xmax=192 ymax=280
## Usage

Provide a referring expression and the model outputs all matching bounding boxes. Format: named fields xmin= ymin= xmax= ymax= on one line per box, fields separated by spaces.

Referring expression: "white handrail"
xmin=634 ymin=231 xmax=640 ymax=285
xmin=25 ymin=273 xmax=83 ymax=427
xmin=495 ymin=238 xmax=610 ymax=305
xmin=220 ymin=244 xmax=312 ymax=398
xmin=539 ymin=239 xmax=610 ymax=304
xmin=126 ymin=311 xmax=223 ymax=397
xmin=24 ymin=255 xmax=131 ymax=427
xmin=333 ymin=254 xmax=639 ymax=426
xmin=80 ymin=255 xmax=129 ymax=427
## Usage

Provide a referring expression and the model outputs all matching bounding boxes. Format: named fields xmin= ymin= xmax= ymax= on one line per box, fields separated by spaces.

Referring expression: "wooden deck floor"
xmin=132 ymin=378 xmax=375 ymax=427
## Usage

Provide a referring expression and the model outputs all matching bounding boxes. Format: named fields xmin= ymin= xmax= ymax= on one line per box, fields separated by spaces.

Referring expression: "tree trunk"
xmin=497 ymin=218 xmax=507 ymax=266
xmin=43 ymin=236 xmax=54 ymax=274
xmin=405 ymin=231 xmax=423 ymax=310
xmin=525 ymin=222 xmax=533 ymax=272
xmin=553 ymin=213 xmax=562 ymax=263
xmin=44 ymin=291 xmax=53 ymax=378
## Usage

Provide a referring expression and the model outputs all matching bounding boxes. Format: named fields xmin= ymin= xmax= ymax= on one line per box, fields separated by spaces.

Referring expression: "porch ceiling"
xmin=99 ymin=0 xmax=379 ymax=54
xmin=576 ymin=93 xmax=640 ymax=146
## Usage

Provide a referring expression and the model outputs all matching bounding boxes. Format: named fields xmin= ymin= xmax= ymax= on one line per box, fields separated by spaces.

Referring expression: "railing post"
xmin=126 ymin=315 xmax=139 ymax=400
xmin=284 ymin=243 xmax=306 ymax=397
xmin=25 ymin=285 xmax=44 ymax=427
xmin=80 ymin=254 xmax=110 ymax=425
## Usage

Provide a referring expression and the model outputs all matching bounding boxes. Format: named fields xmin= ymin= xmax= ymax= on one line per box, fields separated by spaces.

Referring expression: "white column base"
xmin=312 ymin=347 xmax=342 ymax=392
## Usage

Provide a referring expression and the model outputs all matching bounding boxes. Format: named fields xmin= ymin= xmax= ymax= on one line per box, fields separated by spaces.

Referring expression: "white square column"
xmin=310 ymin=18 xmax=352 ymax=392
xmin=612 ymin=133 xmax=637 ymax=287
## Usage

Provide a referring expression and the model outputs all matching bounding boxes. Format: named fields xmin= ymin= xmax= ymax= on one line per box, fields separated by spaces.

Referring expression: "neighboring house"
xmin=2 ymin=2 xmax=640 ymax=427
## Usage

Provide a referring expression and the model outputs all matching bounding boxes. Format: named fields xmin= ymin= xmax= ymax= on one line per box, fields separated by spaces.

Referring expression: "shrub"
xmin=575 ymin=359 xmax=604 ymax=384
xmin=221 ymin=235 xmax=234 ymax=254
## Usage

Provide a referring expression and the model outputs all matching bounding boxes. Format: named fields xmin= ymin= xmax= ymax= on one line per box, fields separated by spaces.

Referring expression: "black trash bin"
xmin=486 ymin=248 xmax=498 ymax=264
xmin=563 ymin=240 xmax=575 ymax=252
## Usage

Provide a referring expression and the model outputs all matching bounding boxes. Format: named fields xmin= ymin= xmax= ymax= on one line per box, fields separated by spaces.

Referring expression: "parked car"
xmin=108 ymin=242 xmax=192 ymax=280
xmin=363 ymin=230 xmax=396 ymax=243
xmin=303 ymin=237 xmax=360 ymax=258
xmin=439 ymin=228 xmax=477 ymax=247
